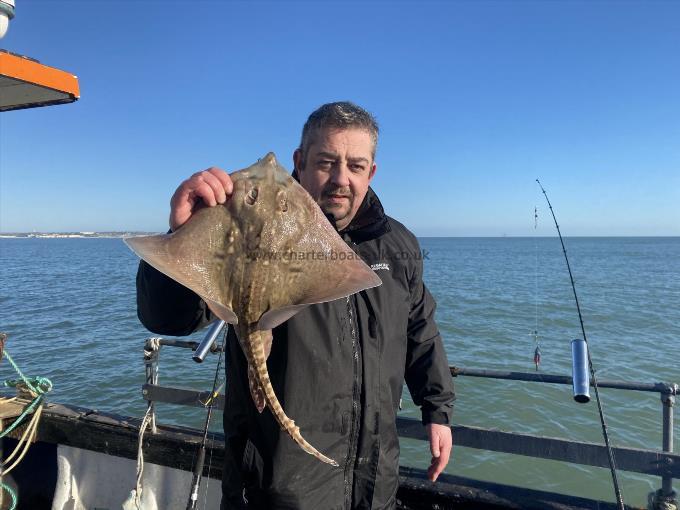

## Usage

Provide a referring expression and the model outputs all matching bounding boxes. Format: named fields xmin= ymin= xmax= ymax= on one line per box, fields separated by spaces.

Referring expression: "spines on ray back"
xmin=245 ymin=328 xmax=339 ymax=467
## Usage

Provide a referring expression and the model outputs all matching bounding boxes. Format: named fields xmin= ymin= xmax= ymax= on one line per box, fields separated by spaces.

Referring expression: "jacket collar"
xmin=341 ymin=186 xmax=391 ymax=243
xmin=291 ymin=169 xmax=391 ymax=243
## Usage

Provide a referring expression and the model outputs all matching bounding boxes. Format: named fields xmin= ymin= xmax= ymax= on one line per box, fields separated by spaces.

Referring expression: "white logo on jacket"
xmin=370 ymin=262 xmax=390 ymax=272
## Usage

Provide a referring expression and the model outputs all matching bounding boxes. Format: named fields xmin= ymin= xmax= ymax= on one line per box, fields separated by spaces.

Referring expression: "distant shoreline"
xmin=0 ymin=232 xmax=159 ymax=239
xmin=0 ymin=232 xmax=677 ymax=239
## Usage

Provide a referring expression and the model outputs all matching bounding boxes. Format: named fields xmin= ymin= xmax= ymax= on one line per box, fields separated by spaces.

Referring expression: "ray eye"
xmin=245 ymin=187 xmax=259 ymax=205
xmin=277 ymin=191 xmax=288 ymax=212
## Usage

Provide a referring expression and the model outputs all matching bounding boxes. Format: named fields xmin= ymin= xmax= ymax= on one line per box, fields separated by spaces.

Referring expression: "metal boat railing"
xmin=141 ymin=336 xmax=679 ymax=507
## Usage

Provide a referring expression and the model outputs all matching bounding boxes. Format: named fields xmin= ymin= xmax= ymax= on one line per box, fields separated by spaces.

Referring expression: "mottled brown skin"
xmin=126 ymin=153 xmax=381 ymax=466
xmin=230 ymin=175 xmax=339 ymax=465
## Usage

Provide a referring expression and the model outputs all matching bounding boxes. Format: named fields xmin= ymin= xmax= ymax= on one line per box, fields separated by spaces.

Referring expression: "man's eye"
xmin=317 ymin=160 xmax=333 ymax=169
xmin=350 ymin=164 xmax=365 ymax=172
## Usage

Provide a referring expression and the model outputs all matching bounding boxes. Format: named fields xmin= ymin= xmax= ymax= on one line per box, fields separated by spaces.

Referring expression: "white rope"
xmin=122 ymin=406 xmax=153 ymax=510
xmin=123 ymin=337 xmax=161 ymax=509
xmin=143 ymin=337 xmax=161 ymax=434
xmin=0 ymin=403 xmax=43 ymax=476
xmin=144 ymin=337 xmax=161 ymax=357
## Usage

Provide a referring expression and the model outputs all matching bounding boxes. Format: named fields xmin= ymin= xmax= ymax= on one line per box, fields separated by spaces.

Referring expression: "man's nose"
xmin=330 ymin=162 xmax=351 ymax=187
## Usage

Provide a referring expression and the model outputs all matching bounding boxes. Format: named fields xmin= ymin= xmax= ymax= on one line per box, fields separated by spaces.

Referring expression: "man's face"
xmin=294 ymin=127 xmax=377 ymax=231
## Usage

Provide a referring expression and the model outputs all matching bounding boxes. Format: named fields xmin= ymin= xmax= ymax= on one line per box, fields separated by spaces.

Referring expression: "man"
xmin=136 ymin=102 xmax=455 ymax=509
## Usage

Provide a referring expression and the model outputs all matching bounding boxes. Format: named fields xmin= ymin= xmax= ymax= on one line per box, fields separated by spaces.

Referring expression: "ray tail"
xmin=244 ymin=328 xmax=338 ymax=467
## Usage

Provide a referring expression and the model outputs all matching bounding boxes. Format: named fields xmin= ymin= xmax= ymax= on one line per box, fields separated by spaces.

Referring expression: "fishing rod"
xmin=532 ymin=206 xmax=541 ymax=371
xmin=186 ymin=320 xmax=228 ymax=510
xmin=536 ymin=179 xmax=625 ymax=510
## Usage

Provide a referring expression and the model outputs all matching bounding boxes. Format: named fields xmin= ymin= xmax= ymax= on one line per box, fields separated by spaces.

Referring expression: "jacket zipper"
xmin=343 ymin=294 xmax=361 ymax=510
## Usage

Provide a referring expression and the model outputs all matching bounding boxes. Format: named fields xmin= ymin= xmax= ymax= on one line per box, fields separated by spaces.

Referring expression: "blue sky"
xmin=0 ymin=0 xmax=678 ymax=236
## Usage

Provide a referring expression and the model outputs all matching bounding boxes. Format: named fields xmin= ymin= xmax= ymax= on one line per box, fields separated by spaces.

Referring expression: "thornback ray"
xmin=125 ymin=152 xmax=382 ymax=466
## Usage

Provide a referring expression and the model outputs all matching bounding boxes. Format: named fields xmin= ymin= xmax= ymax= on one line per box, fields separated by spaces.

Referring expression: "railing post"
xmin=143 ymin=337 xmax=161 ymax=434
xmin=652 ymin=389 xmax=677 ymax=510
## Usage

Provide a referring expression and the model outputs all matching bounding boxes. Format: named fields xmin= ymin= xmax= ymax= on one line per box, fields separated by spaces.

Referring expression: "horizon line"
xmin=1 ymin=231 xmax=678 ymax=239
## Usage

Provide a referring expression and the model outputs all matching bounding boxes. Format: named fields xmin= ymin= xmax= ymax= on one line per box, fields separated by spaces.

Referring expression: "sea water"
xmin=1 ymin=236 xmax=678 ymax=506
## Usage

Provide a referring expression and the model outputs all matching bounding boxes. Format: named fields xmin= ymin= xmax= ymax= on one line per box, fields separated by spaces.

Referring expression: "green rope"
xmin=2 ymin=351 xmax=44 ymax=394
xmin=0 ymin=350 xmax=53 ymax=438
xmin=0 ymin=394 xmax=45 ymax=439
xmin=0 ymin=347 xmax=51 ymax=510
xmin=0 ymin=482 xmax=17 ymax=510
xmin=3 ymin=377 xmax=53 ymax=394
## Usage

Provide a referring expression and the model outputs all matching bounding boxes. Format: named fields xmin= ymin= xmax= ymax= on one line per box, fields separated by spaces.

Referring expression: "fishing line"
xmin=186 ymin=325 xmax=228 ymax=510
xmin=536 ymin=179 xmax=625 ymax=510
xmin=202 ymin=382 xmax=229 ymax=510
xmin=201 ymin=429 xmax=218 ymax=510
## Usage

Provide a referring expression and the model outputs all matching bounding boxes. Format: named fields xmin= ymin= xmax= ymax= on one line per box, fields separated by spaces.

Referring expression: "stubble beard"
xmin=319 ymin=187 xmax=354 ymax=228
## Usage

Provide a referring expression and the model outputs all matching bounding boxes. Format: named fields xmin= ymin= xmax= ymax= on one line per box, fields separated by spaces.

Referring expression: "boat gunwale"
xmin=6 ymin=402 xmax=645 ymax=510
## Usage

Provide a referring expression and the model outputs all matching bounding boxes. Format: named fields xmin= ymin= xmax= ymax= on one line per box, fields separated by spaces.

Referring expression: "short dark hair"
xmin=298 ymin=101 xmax=379 ymax=169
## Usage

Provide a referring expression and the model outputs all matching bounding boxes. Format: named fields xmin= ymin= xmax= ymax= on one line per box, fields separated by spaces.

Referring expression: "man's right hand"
xmin=169 ymin=167 xmax=234 ymax=231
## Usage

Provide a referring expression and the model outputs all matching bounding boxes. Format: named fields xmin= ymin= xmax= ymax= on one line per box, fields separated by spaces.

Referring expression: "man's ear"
xmin=293 ymin=148 xmax=303 ymax=172
xmin=369 ymin=162 xmax=377 ymax=181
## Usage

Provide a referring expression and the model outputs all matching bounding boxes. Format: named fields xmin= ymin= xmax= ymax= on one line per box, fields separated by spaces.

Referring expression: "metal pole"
xmin=450 ymin=366 xmax=677 ymax=394
xmin=192 ymin=320 xmax=226 ymax=363
xmin=661 ymin=392 xmax=675 ymax=500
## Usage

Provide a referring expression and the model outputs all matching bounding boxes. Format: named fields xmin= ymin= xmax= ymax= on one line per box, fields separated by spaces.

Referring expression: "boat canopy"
xmin=0 ymin=49 xmax=79 ymax=111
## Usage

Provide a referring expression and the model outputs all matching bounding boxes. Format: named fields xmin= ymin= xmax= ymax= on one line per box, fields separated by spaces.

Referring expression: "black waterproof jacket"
xmin=136 ymin=187 xmax=455 ymax=510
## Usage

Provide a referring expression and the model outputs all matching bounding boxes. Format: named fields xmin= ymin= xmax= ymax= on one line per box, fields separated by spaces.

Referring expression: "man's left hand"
xmin=426 ymin=423 xmax=452 ymax=482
